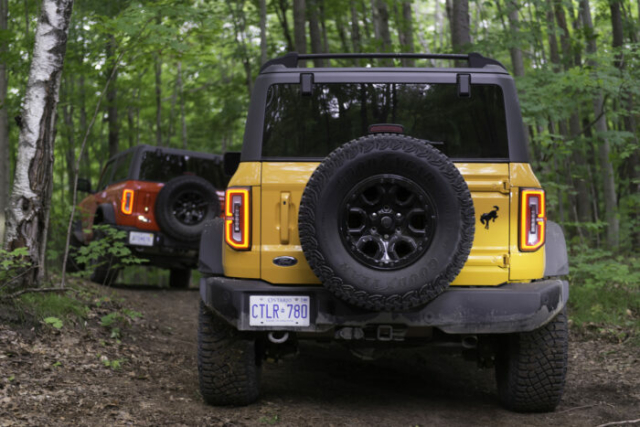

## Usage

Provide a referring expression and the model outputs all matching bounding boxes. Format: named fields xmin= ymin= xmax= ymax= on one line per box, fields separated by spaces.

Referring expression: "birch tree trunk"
xmin=5 ymin=0 xmax=74 ymax=287
xmin=0 ymin=0 xmax=9 ymax=244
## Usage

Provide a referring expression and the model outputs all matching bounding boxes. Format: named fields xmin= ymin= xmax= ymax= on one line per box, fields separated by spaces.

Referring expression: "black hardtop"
xmin=241 ymin=52 xmax=529 ymax=163
xmin=107 ymin=144 xmax=223 ymax=166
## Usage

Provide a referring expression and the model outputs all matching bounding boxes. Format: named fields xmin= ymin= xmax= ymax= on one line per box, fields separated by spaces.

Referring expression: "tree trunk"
xmin=581 ymin=0 xmax=620 ymax=249
xmin=308 ymin=0 xmax=324 ymax=66
xmin=293 ymin=0 xmax=307 ymax=54
xmin=259 ymin=0 xmax=267 ymax=65
xmin=5 ymin=0 xmax=74 ymax=288
xmin=555 ymin=0 xmax=592 ymax=230
xmin=350 ymin=0 xmax=361 ymax=53
xmin=167 ymin=69 xmax=178 ymax=148
xmin=0 ymin=0 xmax=9 ymax=244
xmin=546 ymin=0 xmax=561 ymax=69
xmin=155 ymin=53 xmax=162 ymax=146
xmin=506 ymin=1 xmax=524 ymax=77
xmin=274 ymin=0 xmax=294 ymax=52
xmin=177 ymin=61 xmax=187 ymax=149
xmin=397 ymin=1 xmax=414 ymax=66
xmin=373 ymin=0 xmax=392 ymax=53
xmin=106 ymin=34 xmax=119 ymax=158
xmin=450 ymin=0 xmax=471 ymax=52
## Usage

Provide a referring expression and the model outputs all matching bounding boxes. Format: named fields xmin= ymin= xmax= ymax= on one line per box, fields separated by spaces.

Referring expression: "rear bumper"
xmin=199 ymin=277 xmax=569 ymax=334
xmin=112 ymin=226 xmax=198 ymax=269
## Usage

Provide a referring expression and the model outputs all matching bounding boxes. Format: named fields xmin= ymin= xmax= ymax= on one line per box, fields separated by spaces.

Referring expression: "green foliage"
xmin=568 ymin=248 xmax=640 ymax=342
xmin=71 ymin=225 xmax=147 ymax=277
xmin=0 ymin=248 xmax=31 ymax=284
xmin=17 ymin=293 xmax=89 ymax=321
xmin=100 ymin=308 xmax=143 ymax=338
xmin=98 ymin=354 xmax=126 ymax=370
xmin=43 ymin=317 xmax=64 ymax=329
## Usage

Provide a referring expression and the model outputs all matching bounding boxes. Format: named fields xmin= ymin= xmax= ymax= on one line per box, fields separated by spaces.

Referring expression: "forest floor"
xmin=1 ymin=283 xmax=639 ymax=427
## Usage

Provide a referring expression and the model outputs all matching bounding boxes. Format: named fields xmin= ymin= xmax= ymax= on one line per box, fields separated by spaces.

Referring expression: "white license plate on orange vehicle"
xmin=249 ymin=295 xmax=310 ymax=327
xmin=129 ymin=231 xmax=154 ymax=246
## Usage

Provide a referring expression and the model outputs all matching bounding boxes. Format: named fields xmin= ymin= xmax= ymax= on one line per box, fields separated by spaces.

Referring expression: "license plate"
xmin=249 ymin=295 xmax=310 ymax=327
xmin=129 ymin=231 xmax=154 ymax=247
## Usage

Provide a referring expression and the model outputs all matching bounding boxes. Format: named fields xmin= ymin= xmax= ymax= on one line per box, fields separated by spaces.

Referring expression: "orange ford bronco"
xmin=72 ymin=144 xmax=227 ymax=287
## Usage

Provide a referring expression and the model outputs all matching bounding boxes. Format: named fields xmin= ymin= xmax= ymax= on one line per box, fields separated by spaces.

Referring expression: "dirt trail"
xmin=1 ymin=286 xmax=639 ymax=426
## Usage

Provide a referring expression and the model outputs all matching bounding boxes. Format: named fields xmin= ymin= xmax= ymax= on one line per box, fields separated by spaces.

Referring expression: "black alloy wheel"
xmin=340 ymin=174 xmax=437 ymax=270
xmin=173 ymin=191 xmax=208 ymax=226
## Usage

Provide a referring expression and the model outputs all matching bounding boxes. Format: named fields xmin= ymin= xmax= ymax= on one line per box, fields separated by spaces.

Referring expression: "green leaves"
xmin=44 ymin=317 xmax=64 ymax=329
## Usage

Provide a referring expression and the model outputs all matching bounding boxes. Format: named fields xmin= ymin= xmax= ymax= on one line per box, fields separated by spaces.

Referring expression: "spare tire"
xmin=298 ymin=134 xmax=475 ymax=311
xmin=155 ymin=175 xmax=220 ymax=243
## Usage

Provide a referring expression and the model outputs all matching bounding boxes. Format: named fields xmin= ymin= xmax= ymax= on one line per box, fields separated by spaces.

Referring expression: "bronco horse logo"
xmin=480 ymin=206 xmax=499 ymax=229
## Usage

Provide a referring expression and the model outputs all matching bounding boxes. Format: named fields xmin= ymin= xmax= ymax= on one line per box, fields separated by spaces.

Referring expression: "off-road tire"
xmin=495 ymin=308 xmax=568 ymax=412
xmin=169 ymin=268 xmax=192 ymax=289
xmin=155 ymin=175 xmax=220 ymax=243
xmin=198 ymin=301 xmax=261 ymax=406
xmin=298 ymin=134 xmax=475 ymax=311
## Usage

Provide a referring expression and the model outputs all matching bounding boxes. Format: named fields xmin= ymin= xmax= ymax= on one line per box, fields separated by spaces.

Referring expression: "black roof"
xmin=260 ymin=52 xmax=506 ymax=73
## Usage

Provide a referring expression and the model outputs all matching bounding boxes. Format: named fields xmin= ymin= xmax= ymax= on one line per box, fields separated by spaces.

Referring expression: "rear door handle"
xmin=280 ymin=192 xmax=291 ymax=244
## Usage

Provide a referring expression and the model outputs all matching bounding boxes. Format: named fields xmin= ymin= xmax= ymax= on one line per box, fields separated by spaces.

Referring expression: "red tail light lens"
xmin=224 ymin=187 xmax=251 ymax=250
xmin=121 ymin=189 xmax=135 ymax=215
xmin=519 ymin=188 xmax=546 ymax=251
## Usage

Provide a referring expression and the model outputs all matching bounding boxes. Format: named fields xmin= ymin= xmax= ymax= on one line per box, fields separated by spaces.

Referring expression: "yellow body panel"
xmin=222 ymin=161 xmax=546 ymax=286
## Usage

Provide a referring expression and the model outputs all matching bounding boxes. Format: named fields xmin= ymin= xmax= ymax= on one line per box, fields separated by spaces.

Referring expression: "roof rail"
xmin=259 ymin=52 xmax=506 ymax=73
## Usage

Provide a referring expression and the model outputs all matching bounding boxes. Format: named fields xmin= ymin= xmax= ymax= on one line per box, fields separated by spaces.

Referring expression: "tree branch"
xmin=596 ymin=419 xmax=640 ymax=427
xmin=0 ymin=287 xmax=72 ymax=300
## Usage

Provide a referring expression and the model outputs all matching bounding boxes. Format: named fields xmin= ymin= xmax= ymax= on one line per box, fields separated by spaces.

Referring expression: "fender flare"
xmin=544 ymin=221 xmax=569 ymax=277
xmin=95 ymin=203 xmax=117 ymax=225
xmin=198 ymin=217 xmax=224 ymax=276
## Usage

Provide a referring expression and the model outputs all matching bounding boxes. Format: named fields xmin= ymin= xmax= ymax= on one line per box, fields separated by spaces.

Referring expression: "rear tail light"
xmin=121 ymin=189 xmax=135 ymax=215
xmin=519 ymin=188 xmax=546 ymax=251
xmin=224 ymin=187 xmax=251 ymax=250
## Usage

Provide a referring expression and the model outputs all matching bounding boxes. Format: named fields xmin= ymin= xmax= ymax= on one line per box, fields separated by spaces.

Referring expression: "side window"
xmin=97 ymin=161 xmax=115 ymax=191
xmin=111 ymin=152 xmax=133 ymax=183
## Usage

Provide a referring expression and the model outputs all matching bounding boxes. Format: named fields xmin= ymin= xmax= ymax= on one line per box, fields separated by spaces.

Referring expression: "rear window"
xmin=138 ymin=151 xmax=226 ymax=189
xmin=262 ymin=83 xmax=509 ymax=160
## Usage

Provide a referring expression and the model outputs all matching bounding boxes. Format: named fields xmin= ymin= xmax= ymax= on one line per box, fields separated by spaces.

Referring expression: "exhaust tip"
xmin=268 ymin=331 xmax=289 ymax=344
xmin=462 ymin=335 xmax=478 ymax=349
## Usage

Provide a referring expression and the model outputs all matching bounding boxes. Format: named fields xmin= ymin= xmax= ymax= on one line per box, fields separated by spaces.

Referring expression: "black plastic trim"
xmin=198 ymin=218 xmax=224 ymax=276
xmin=200 ymin=277 xmax=569 ymax=334
xmin=544 ymin=221 xmax=569 ymax=277
xmin=260 ymin=52 xmax=506 ymax=72
xmin=96 ymin=203 xmax=116 ymax=225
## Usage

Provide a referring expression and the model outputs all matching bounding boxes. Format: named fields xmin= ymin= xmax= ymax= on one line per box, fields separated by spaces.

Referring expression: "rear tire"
xmin=169 ymin=268 xmax=192 ymax=289
xmin=198 ymin=301 xmax=261 ymax=406
xmin=495 ymin=308 xmax=568 ymax=412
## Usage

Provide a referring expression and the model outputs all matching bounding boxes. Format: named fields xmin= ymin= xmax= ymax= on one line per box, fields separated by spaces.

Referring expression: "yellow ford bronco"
xmin=197 ymin=52 xmax=569 ymax=412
